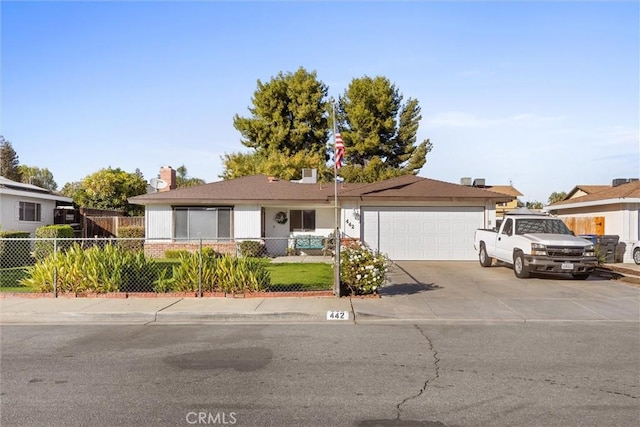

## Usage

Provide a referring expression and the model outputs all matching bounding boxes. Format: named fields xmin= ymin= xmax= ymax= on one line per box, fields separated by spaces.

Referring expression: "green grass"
xmin=0 ymin=267 xmax=35 ymax=292
xmin=265 ymin=262 xmax=333 ymax=291
xmin=1 ymin=259 xmax=333 ymax=293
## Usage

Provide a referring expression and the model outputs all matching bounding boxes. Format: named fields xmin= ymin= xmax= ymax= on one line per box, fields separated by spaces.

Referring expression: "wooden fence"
xmin=562 ymin=216 xmax=605 ymax=236
xmin=82 ymin=216 xmax=144 ymax=238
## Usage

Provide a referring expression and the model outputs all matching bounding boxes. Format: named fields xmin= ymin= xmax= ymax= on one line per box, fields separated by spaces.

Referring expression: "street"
xmin=1 ymin=323 xmax=638 ymax=426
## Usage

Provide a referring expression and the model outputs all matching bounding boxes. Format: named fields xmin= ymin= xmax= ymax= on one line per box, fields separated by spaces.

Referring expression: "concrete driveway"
xmin=351 ymin=261 xmax=640 ymax=323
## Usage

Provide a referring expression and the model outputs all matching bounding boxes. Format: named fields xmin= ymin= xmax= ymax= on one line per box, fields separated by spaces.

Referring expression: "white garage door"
xmin=362 ymin=207 xmax=484 ymax=260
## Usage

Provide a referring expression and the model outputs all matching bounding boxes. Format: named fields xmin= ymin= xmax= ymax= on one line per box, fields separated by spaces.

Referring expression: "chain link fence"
xmin=0 ymin=237 xmax=336 ymax=296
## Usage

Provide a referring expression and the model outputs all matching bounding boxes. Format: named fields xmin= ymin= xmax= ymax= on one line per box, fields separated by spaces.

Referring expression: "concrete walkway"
xmin=1 ymin=262 xmax=638 ymax=325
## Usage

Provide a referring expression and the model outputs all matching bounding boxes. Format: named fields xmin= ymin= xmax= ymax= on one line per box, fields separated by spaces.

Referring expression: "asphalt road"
xmin=1 ymin=323 xmax=638 ymax=427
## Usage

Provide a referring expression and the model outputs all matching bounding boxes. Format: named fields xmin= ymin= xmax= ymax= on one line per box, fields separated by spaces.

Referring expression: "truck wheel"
xmin=571 ymin=273 xmax=589 ymax=280
xmin=513 ymin=252 xmax=530 ymax=279
xmin=479 ymin=243 xmax=493 ymax=267
xmin=634 ymin=248 xmax=640 ymax=265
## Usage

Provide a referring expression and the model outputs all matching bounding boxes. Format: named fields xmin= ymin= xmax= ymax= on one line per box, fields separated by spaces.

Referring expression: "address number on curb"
xmin=326 ymin=310 xmax=349 ymax=320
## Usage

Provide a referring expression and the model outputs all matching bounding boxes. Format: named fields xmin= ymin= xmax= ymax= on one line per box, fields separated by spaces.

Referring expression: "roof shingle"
xmin=129 ymin=174 xmax=512 ymax=205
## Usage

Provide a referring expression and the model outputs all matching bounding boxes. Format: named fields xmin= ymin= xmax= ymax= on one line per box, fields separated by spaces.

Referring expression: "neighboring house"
xmin=546 ymin=179 xmax=640 ymax=263
xmin=564 ymin=184 xmax=610 ymax=200
xmin=129 ymin=168 xmax=511 ymax=261
xmin=483 ymin=185 xmax=523 ymax=217
xmin=458 ymin=178 xmax=522 ymax=217
xmin=0 ymin=176 xmax=73 ymax=236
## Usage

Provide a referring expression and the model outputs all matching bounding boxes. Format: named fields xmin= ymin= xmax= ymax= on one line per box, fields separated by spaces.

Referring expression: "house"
xmin=0 ymin=176 xmax=73 ymax=236
xmin=458 ymin=178 xmax=523 ymax=217
xmin=546 ymin=179 xmax=640 ymax=263
xmin=129 ymin=168 xmax=511 ymax=261
xmin=564 ymin=184 xmax=610 ymax=200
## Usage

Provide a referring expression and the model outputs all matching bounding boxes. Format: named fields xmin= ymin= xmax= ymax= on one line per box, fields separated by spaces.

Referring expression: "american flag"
xmin=334 ymin=133 xmax=345 ymax=169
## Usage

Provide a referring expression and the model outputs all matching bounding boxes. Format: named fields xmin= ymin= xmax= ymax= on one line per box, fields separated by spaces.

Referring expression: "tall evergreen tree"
xmin=224 ymin=67 xmax=330 ymax=179
xmin=334 ymin=76 xmax=432 ymax=183
xmin=0 ymin=136 xmax=23 ymax=181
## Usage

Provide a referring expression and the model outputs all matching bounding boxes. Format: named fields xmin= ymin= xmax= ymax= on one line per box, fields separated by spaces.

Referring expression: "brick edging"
xmin=0 ymin=290 xmax=335 ymax=299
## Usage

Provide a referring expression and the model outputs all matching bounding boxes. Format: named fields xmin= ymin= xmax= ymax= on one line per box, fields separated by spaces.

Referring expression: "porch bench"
xmin=294 ymin=235 xmax=325 ymax=251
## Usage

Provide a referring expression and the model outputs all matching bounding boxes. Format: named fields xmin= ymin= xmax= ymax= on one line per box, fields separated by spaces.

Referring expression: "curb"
xmin=0 ymin=291 xmax=335 ymax=299
xmin=0 ymin=312 xmax=157 ymax=324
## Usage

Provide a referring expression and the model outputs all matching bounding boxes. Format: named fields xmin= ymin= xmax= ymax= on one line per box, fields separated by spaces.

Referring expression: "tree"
xmin=526 ymin=201 xmax=544 ymax=209
xmin=334 ymin=76 xmax=432 ymax=183
xmin=225 ymin=67 xmax=329 ymax=178
xmin=547 ymin=191 xmax=567 ymax=205
xmin=0 ymin=136 xmax=23 ymax=181
xmin=17 ymin=165 xmax=58 ymax=191
xmin=61 ymin=167 xmax=147 ymax=215
xmin=175 ymin=165 xmax=205 ymax=188
xmin=221 ymin=150 xmax=331 ymax=181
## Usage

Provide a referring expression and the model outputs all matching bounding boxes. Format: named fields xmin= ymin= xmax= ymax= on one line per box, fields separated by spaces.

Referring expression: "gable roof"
xmin=129 ymin=174 xmax=513 ymax=205
xmin=483 ymin=185 xmax=523 ymax=198
xmin=564 ymin=185 xmax=609 ymax=200
xmin=547 ymin=181 xmax=640 ymax=209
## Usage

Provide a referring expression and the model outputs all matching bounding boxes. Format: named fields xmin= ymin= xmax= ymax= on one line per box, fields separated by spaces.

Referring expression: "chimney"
xmin=159 ymin=166 xmax=176 ymax=192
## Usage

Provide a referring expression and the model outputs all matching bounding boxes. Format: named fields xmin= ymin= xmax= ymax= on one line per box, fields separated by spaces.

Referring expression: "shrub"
xmin=0 ymin=231 xmax=32 ymax=268
xmin=170 ymin=251 xmax=270 ymax=293
xmin=339 ymin=242 xmax=389 ymax=295
xmin=34 ymin=225 xmax=75 ymax=261
xmin=117 ymin=226 xmax=145 ymax=252
xmin=21 ymin=243 xmax=158 ymax=294
xmin=239 ymin=240 xmax=265 ymax=258
xmin=164 ymin=249 xmax=191 ymax=259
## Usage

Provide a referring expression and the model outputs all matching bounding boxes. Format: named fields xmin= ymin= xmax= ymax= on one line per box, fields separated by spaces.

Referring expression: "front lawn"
xmin=0 ymin=260 xmax=333 ymax=293
xmin=0 ymin=267 xmax=33 ymax=292
xmin=265 ymin=262 xmax=333 ymax=291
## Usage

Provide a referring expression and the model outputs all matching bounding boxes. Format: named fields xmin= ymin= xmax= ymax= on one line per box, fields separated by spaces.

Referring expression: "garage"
xmin=362 ymin=206 xmax=485 ymax=260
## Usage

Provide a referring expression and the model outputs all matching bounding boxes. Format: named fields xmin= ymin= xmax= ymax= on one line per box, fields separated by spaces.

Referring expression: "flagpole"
xmin=331 ymin=98 xmax=341 ymax=297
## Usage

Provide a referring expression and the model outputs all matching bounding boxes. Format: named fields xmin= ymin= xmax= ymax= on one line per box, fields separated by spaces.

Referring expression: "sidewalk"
xmin=1 ymin=262 xmax=638 ymax=325
xmin=0 ymin=296 xmax=352 ymax=324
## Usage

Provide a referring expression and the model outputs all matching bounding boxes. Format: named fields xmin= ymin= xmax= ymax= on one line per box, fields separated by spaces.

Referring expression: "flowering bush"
xmin=339 ymin=242 xmax=389 ymax=295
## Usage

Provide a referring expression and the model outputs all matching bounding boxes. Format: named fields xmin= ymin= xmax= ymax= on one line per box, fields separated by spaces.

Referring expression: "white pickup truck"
xmin=474 ymin=212 xmax=598 ymax=279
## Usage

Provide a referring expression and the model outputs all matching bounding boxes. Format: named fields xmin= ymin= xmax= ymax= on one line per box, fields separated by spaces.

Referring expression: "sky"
xmin=1 ymin=0 xmax=638 ymax=204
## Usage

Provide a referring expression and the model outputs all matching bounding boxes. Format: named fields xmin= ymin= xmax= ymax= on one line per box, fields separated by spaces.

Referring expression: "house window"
xmin=19 ymin=202 xmax=41 ymax=222
xmin=174 ymin=207 xmax=232 ymax=240
xmin=289 ymin=210 xmax=315 ymax=232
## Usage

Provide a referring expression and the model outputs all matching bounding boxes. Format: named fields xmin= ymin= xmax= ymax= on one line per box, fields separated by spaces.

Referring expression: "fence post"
xmin=198 ymin=238 xmax=203 ymax=298
xmin=53 ymin=238 xmax=58 ymax=298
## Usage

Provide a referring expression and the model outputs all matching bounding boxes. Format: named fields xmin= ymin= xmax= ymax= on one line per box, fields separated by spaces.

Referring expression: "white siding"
xmin=0 ymin=194 xmax=57 ymax=236
xmin=340 ymin=203 xmax=360 ymax=238
xmin=145 ymin=205 xmax=173 ymax=239
xmin=554 ymin=202 xmax=640 ymax=263
xmin=234 ymin=204 xmax=261 ymax=238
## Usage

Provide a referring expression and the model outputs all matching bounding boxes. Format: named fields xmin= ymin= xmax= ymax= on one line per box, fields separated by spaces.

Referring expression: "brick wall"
xmin=144 ymin=241 xmax=237 ymax=258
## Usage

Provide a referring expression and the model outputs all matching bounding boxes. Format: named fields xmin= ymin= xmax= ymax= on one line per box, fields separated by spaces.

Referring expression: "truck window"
xmin=515 ymin=219 xmax=573 ymax=235
xmin=502 ymin=218 xmax=513 ymax=236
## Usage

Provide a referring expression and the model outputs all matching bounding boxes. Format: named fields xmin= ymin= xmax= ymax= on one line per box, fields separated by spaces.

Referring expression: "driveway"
xmin=351 ymin=261 xmax=640 ymax=323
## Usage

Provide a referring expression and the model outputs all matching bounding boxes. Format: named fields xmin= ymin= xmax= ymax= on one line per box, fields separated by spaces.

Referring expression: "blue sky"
xmin=2 ymin=0 xmax=638 ymax=203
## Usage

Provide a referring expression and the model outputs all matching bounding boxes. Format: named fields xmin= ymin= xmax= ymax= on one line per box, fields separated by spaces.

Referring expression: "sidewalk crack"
xmin=396 ymin=325 xmax=440 ymax=421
